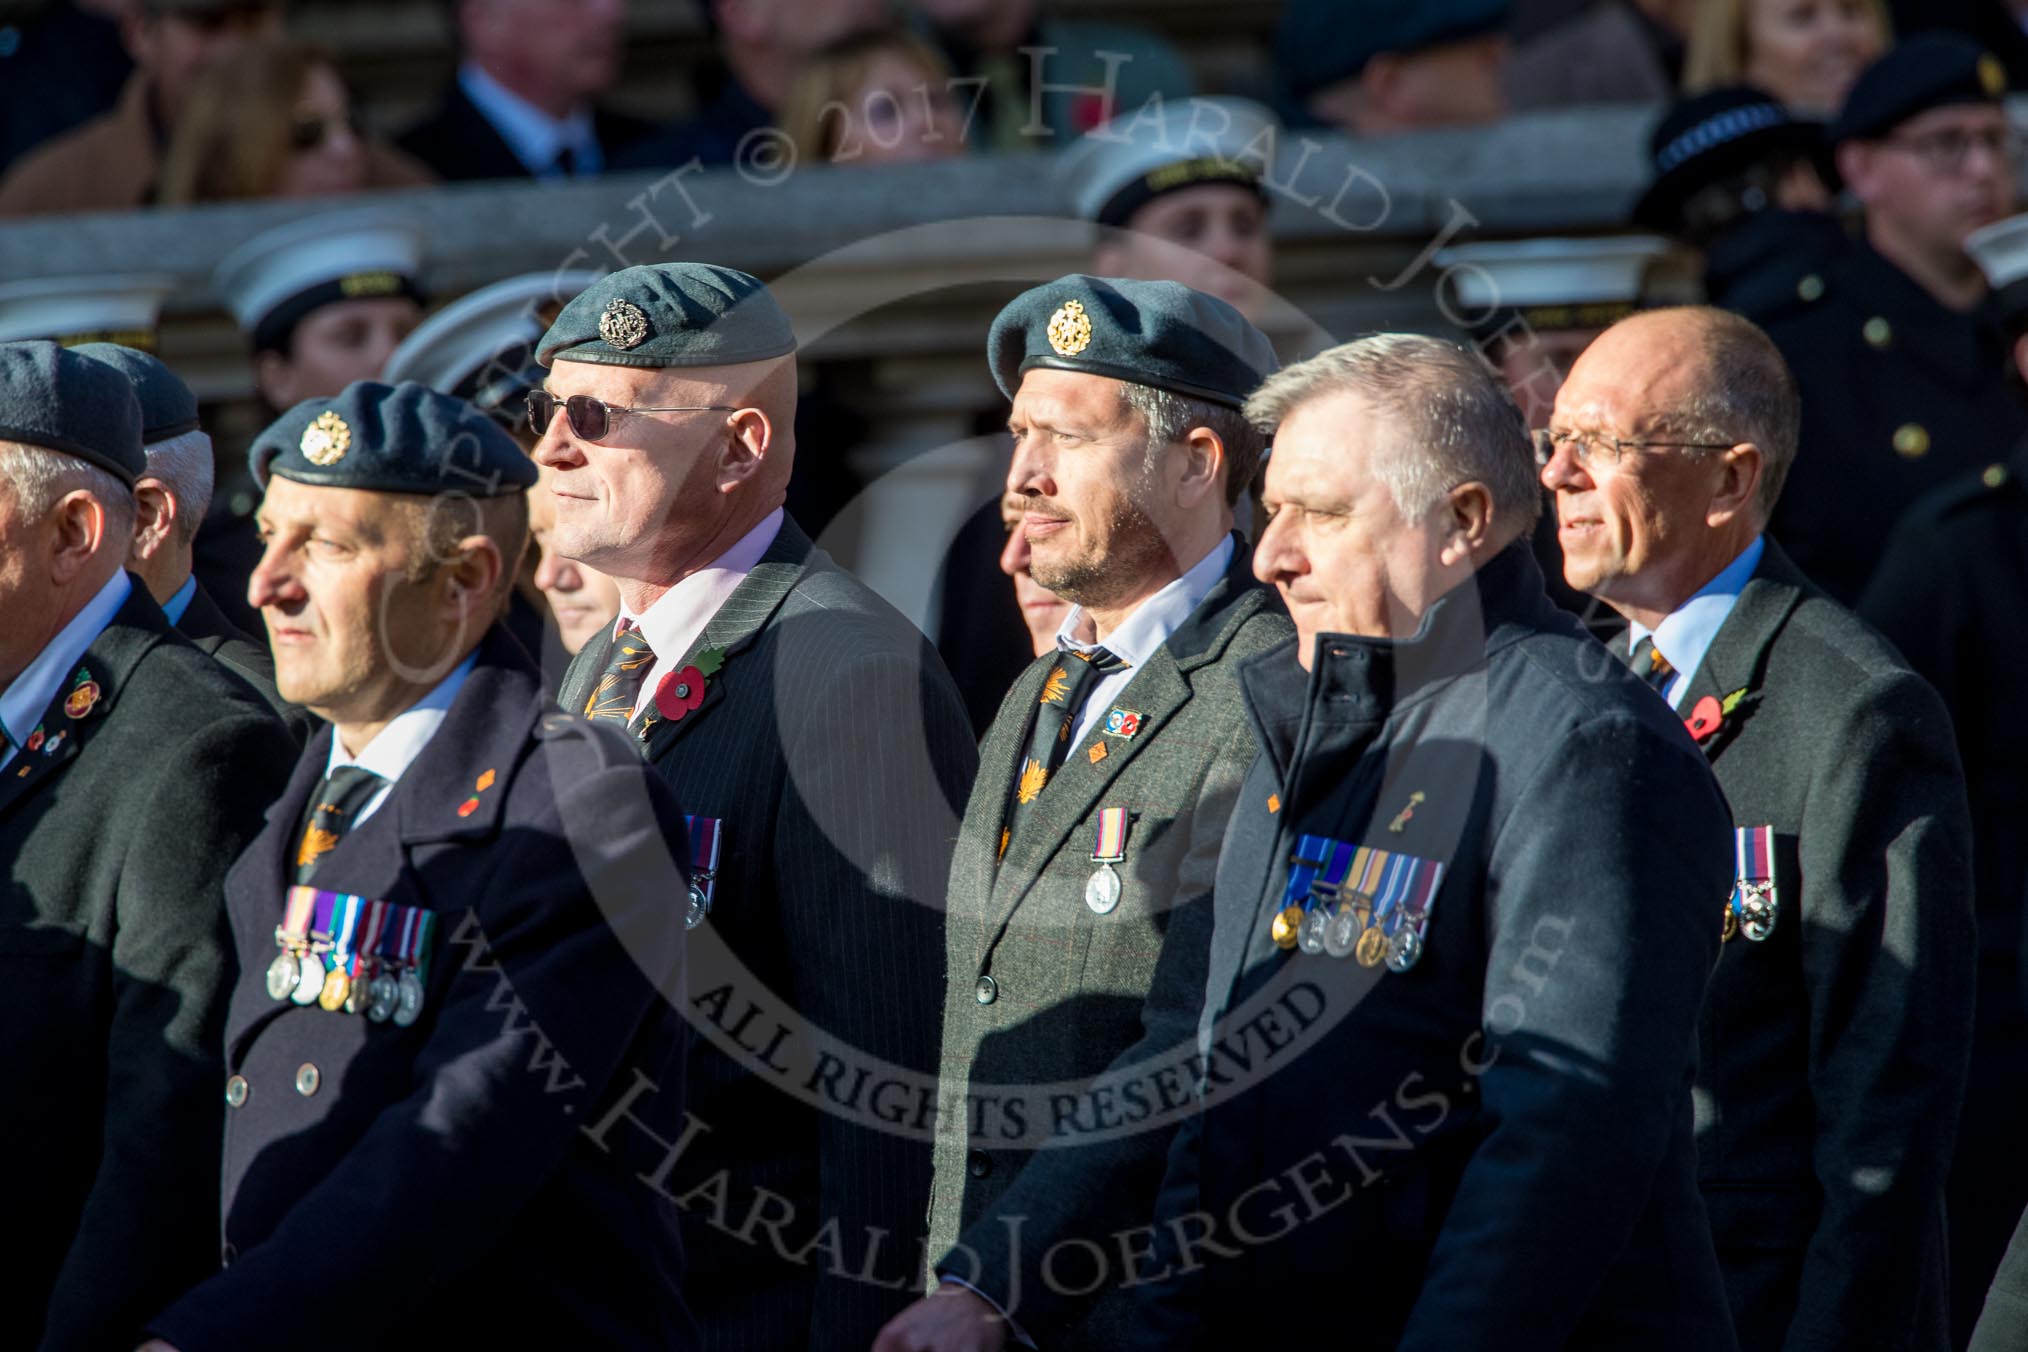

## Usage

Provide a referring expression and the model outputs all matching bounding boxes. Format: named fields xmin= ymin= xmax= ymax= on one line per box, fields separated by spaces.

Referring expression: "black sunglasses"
xmin=525 ymin=391 xmax=740 ymax=444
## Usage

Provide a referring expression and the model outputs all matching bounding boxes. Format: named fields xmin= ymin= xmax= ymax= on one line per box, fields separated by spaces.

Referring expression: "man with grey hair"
xmin=1544 ymin=305 xmax=1975 ymax=1352
xmin=72 ymin=342 xmax=304 ymax=733
xmin=0 ymin=340 xmax=294 ymax=1350
xmin=1123 ymin=331 xmax=1739 ymax=1350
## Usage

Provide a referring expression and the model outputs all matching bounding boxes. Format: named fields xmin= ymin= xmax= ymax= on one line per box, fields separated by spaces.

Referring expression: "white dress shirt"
xmin=323 ymin=652 xmax=477 ymax=826
xmin=1626 ymin=534 xmax=1765 ymax=710
xmin=0 ymin=571 xmax=130 ymax=772
xmin=458 ymin=61 xmax=601 ymax=177
xmin=1053 ymin=534 xmax=1235 ymax=746
xmin=615 ymin=509 xmax=783 ymax=718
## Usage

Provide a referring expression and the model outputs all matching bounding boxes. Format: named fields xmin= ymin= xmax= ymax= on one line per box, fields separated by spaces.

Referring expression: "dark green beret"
xmin=251 ymin=380 xmax=537 ymax=497
xmin=987 ymin=275 xmax=1278 ymax=409
xmin=70 ymin=343 xmax=200 ymax=445
xmin=0 ymin=339 xmax=144 ymax=486
xmin=1831 ymin=32 xmax=2007 ymax=145
xmin=536 ymin=263 xmax=796 ymax=370
xmin=1277 ymin=0 xmax=1511 ymax=102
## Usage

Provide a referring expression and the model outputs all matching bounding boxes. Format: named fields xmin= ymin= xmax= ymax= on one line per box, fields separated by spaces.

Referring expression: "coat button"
xmin=967 ymin=1150 xmax=992 ymax=1179
xmin=1796 ymin=273 xmax=1824 ymax=302
xmin=294 ymin=1063 xmax=321 ymax=1097
xmin=224 ymin=1074 xmax=248 ymax=1108
xmin=1892 ymin=423 xmax=1930 ymax=459
xmin=1863 ymin=316 xmax=1892 ymax=349
xmin=974 ymin=974 xmax=998 ymax=1005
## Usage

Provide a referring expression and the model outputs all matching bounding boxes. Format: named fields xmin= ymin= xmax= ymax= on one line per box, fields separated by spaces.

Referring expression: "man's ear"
xmin=48 ymin=490 xmax=110 ymax=586
xmin=130 ymin=478 xmax=177 ymax=563
xmin=1173 ymin=426 xmax=1228 ymax=511
xmin=1437 ymin=480 xmax=1496 ymax=566
xmin=444 ymin=534 xmax=506 ymax=620
xmin=717 ymin=407 xmax=773 ymax=491
xmin=1706 ymin=442 xmax=1765 ymax=528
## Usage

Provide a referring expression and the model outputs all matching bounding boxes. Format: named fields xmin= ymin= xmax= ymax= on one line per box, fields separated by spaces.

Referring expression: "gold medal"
xmin=1271 ymin=904 xmax=1305 ymax=950
xmin=1356 ymin=924 xmax=1390 ymax=968
xmin=1721 ymin=900 xmax=1738 ymax=943
xmin=318 ymin=965 xmax=350 ymax=1011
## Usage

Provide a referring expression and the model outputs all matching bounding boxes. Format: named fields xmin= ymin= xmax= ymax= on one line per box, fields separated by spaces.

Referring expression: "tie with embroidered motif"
xmin=294 ymin=765 xmax=388 ymax=884
xmin=583 ymin=620 xmax=657 ymax=725
xmin=1001 ymin=646 xmax=1127 ymax=853
xmin=1628 ymin=635 xmax=1674 ymax=692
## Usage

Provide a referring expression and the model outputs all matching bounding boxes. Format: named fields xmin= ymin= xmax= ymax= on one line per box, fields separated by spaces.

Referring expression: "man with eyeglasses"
xmin=531 ymin=263 xmax=978 ymax=1350
xmin=1759 ymin=32 xmax=2027 ymax=604
xmin=1545 ymin=305 xmax=1975 ymax=1352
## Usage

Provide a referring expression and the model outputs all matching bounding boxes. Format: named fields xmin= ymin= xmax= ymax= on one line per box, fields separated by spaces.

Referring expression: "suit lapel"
xmin=1676 ymin=544 xmax=1805 ymax=761
xmin=954 ymin=656 xmax=1053 ymax=923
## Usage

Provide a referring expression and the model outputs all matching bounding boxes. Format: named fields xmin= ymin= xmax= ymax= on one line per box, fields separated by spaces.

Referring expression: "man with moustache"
xmin=874 ymin=276 xmax=1289 ymax=1352
xmin=1762 ymin=34 xmax=2028 ymax=601
xmin=535 ymin=264 xmax=977 ymax=1350
xmin=139 ymin=380 xmax=697 ymax=1351
xmin=1543 ymin=307 xmax=1974 ymax=1352
xmin=1126 ymin=334 xmax=1738 ymax=1351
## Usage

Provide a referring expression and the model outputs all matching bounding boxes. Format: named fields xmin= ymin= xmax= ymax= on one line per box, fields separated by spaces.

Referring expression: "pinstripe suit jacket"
xmin=559 ymin=516 xmax=977 ymax=1352
xmin=926 ymin=541 xmax=1290 ymax=1346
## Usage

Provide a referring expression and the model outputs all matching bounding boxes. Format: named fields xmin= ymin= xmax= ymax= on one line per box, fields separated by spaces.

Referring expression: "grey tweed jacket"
xmin=559 ymin=516 xmax=978 ymax=1352
xmin=926 ymin=538 xmax=1290 ymax=1347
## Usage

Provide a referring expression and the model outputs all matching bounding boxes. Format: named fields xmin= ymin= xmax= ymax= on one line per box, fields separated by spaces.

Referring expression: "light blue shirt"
xmin=458 ymin=62 xmax=600 ymax=178
xmin=1627 ymin=535 xmax=1765 ymax=710
xmin=1054 ymin=534 xmax=1235 ymax=746
xmin=161 ymin=575 xmax=197 ymax=627
xmin=0 ymin=571 xmax=131 ymax=772
xmin=323 ymin=652 xmax=477 ymax=827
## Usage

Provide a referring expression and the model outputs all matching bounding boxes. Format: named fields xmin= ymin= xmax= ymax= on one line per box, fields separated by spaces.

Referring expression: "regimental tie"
xmin=1628 ymin=635 xmax=1675 ymax=692
xmin=583 ymin=619 xmax=657 ymax=726
xmin=1002 ymin=645 xmax=1127 ymax=851
xmin=294 ymin=765 xmax=388 ymax=885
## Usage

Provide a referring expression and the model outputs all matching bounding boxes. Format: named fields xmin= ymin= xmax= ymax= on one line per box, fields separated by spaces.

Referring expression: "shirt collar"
xmin=1628 ymin=534 xmax=1765 ymax=691
xmin=325 ymin=651 xmax=478 ymax=783
xmin=458 ymin=62 xmax=597 ymax=175
xmin=619 ymin=509 xmax=784 ymax=661
xmin=1055 ymin=534 xmax=1235 ymax=667
xmin=0 ymin=571 xmax=130 ymax=751
xmin=161 ymin=575 xmax=197 ymax=627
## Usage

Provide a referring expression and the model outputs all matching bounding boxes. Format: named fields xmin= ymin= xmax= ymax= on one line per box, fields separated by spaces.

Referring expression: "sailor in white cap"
xmin=0 ymin=274 xmax=174 ymax=350
xmin=214 ymin=206 xmax=425 ymax=408
xmin=1061 ymin=95 xmax=1278 ymax=318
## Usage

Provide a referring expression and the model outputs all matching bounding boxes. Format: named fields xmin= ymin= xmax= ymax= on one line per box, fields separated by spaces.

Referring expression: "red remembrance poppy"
xmin=1685 ymin=695 xmax=1724 ymax=742
xmin=655 ymin=666 xmax=709 ymax=722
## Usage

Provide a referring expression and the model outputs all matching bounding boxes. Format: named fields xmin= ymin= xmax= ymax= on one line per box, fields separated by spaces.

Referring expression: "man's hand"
xmin=871 ymin=1282 xmax=1011 ymax=1352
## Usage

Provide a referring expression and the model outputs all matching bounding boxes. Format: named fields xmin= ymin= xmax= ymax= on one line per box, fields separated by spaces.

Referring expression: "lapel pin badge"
xmin=1102 ymin=708 xmax=1142 ymax=739
xmin=64 ymin=679 xmax=100 ymax=720
xmin=1388 ymin=791 xmax=1426 ymax=834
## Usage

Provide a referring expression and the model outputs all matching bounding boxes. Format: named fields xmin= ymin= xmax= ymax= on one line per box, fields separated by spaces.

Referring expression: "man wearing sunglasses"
xmin=1546 ymin=305 xmax=1974 ymax=1352
xmin=1760 ymin=32 xmax=2027 ymax=604
xmin=532 ymin=262 xmax=978 ymax=1351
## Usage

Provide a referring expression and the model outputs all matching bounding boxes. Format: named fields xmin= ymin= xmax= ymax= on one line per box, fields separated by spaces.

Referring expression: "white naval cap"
xmin=1060 ymin=96 xmax=1279 ymax=228
xmin=214 ymin=207 xmax=425 ymax=353
xmin=1966 ymin=212 xmax=2028 ymax=327
xmin=382 ymin=269 xmax=601 ymax=417
xmin=1434 ymin=236 xmax=1672 ymax=338
xmin=0 ymin=274 xmax=175 ymax=349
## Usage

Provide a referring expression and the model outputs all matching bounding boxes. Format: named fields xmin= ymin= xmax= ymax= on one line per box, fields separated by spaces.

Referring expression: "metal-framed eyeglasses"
xmin=1881 ymin=125 xmax=2023 ymax=176
xmin=1531 ymin=427 xmax=1736 ymax=470
xmin=525 ymin=391 xmax=740 ymax=444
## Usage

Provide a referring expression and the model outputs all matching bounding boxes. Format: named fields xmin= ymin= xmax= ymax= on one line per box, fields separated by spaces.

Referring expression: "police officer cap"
xmin=1277 ymin=0 xmax=1512 ymax=103
xmin=987 ymin=275 xmax=1278 ymax=409
xmin=250 ymin=380 xmax=538 ymax=496
xmin=1830 ymin=32 xmax=2008 ymax=145
xmin=0 ymin=340 xmax=144 ymax=486
xmin=70 ymin=343 xmax=200 ymax=445
xmin=1063 ymin=97 xmax=1277 ymax=228
xmin=536 ymin=263 xmax=797 ymax=370
xmin=1634 ymin=85 xmax=1831 ymax=231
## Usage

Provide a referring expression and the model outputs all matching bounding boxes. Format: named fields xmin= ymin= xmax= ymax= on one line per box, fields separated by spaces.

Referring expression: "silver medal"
xmin=393 ymin=969 xmax=425 ymax=1027
xmin=291 ymin=953 xmax=326 ymax=1005
xmin=266 ymin=951 xmax=300 ymax=1001
xmin=685 ymin=881 xmax=710 ymax=930
xmin=366 ymin=972 xmax=400 ymax=1023
xmin=1386 ymin=925 xmax=1424 ymax=973
xmin=1085 ymin=863 xmax=1122 ymax=915
xmin=1322 ymin=906 xmax=1360 ymax=959
xmin=1297 ymin=906 xmax=1329 ymax=955
xmin=1740 ymin=890 xmax=1777 ymax=942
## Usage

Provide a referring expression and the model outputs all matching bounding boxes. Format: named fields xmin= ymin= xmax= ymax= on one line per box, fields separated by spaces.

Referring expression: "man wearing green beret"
xmin=533 ymin=263 xmax=979 ymax=1349
xmin=140 ymin=380 xmax=698 ymax=1350
xmin=875 ymin=275 xmax=1290 ymax=1352
xmin=0 ymin=340 xmax=295 ymax=1351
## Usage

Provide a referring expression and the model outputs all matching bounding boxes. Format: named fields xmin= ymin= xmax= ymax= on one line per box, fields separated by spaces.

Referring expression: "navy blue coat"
xmin=1126 ymin=545 xmax=1740 ymax=1351
xmin=147 ymin=629 xmax=699 ymax=1351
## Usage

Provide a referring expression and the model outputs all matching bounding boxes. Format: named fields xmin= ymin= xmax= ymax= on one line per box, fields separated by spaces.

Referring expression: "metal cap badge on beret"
xmin=1830 ymin=32 xmax=2008 ymax=145
xmin=0 ymin=340 xmax=145 ymax=486
xmin=383 ymin=269 xmax=601 ymax=417
xmin=250 ymin=380 xmax=538 ymax=497
xmin=536 ymin=263 xmax=797 ymax=370
xmin=70 ymin=343 xmax=201 ymax=445
xmin=1277 ymin=0 xmax=1512 ymax=103
xmin=987 ymin=275 xmax=1278 ymax=409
